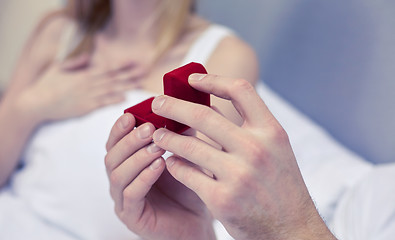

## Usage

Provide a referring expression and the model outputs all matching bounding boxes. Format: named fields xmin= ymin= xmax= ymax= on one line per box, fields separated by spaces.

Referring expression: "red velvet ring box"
xmin=124 ymin=62 xmax=210 ymax=133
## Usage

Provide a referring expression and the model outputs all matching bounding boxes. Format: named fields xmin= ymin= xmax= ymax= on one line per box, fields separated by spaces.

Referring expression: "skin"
xmin=105 ymin=74 xmax=338 ymax=240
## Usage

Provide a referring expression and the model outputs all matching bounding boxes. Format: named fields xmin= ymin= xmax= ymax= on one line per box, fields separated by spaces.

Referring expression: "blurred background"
xmin=1 ymin=0 xmax=394 ymax=164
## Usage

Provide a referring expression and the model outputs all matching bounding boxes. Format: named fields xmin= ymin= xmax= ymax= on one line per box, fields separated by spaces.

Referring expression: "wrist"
xmin=241 ymin=199 xmax=336 ymax=240
xmin=285 ymin=206 xmax=337 ymax=240
xmin=181 ymin=215 xmax=216 ymax=240
xmin=3 ymin=91 xmax=46 ymax=130
xmin=14 ymin=89 xmax=50 ymax=126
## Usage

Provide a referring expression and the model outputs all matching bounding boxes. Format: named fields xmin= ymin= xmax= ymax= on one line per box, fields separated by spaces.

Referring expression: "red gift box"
xmin=124 ymin=62 xmax=210 ymax=133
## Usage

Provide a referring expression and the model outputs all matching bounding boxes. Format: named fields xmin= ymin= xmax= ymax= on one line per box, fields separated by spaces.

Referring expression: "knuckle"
xmin=109 ymin=170 xmax=122 ymax=186
xmin=213 ymin=188 xmax=238 ymax=212
xmin=169 ymin=159 xmax=200 ymax=193
xmin=233 ymin=167 xmax=251 ymax=183
xmin=114 ymin=204 xmax=123 ymax=219
xmin=178 ymin=167 xmax=190 ymax=185
xmin=109 ymin=186 xmax=119 ymax=203
xmin=122 ymin=187 xmax=137 ymax=203
xmin=230 ymin=78 xmax=254 ymax=94
xmin=124 ymin=131 xmax=138 ymax=146
xmin=183 ymin=167 xmax=199 ymax=189
xmin=117 ymin=211 xmax=129 ymax=227
xmin=181 ymin=138 xmax=198 ymax=156
xmin=137 ymin=170 xmax=154 ymax=186
xmin=192 ymin=106 xmax=213 ymax=122
xmin=104 ymin=153 xmax=113 ymax=170
xmin=249 ymin=143 xmax=266 ymax=163
xmin=105 ymin=140 xmax=111 ymax=152
xmin=240 ymin=138 xmax=267 ymax=164
xmin=267 ymin=124 xmax=289 ymax=144
xmin=232 ymin=168 xmax=256 ymax=192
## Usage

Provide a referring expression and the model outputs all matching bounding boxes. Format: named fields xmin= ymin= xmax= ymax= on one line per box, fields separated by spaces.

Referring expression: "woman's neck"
xmin=104 ymin=0 xmax=160 ymax=44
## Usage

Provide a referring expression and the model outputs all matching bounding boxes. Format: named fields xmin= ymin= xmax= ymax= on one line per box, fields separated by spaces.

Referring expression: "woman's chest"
xmin=89 ymin=38 xmax=191 ymax=95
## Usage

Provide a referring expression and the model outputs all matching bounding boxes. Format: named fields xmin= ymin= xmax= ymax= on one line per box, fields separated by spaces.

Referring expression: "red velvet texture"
xmin=124 ymin=62 xmax=209 ymax=133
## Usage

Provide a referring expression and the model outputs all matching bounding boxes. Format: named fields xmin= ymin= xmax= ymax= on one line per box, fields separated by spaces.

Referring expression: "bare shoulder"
xmin=23 ymin=10 xmax=74 ymax=63
xmin=6 ymin=10 xmax=74 ymax=93
xmin=205 ymin=33 xmax=259 ymax=85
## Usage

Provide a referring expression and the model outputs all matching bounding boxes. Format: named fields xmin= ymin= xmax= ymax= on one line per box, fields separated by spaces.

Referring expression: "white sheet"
xmin=330 ymin=163 xmax=395 ymax=240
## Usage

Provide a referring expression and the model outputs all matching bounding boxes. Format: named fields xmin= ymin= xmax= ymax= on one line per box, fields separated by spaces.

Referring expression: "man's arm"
xmin=151 ymin=73 xmax=337 ymax=240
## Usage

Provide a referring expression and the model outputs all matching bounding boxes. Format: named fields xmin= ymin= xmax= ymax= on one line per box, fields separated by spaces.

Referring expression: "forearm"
xmin=286 ymin=210 xmax=337 ymax=240
xmin=201 ymin=219 xmax=217 ymax=240
xmin=178 ymin=220 xmax=217 ymax=240
xmin=251 ymin=203 xmax=337 ymax=240
xmin=0 ymin=93 xmax=43 ymax=187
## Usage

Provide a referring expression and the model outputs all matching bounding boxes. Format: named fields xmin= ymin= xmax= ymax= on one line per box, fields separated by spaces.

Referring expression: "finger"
xmin=113 ymin=65 xmax=147 ymax=83
xmin=108 ymin=61 xmax=137 ymax=75
xmin=86 ymin=71 xmax=136 ymax=94
xmin=166 ymin=156 xmax=215 ymax=203
xmin=105 ymin=123 xmax=155 ymax=175
xmin=61 ymin=53 xmax=91 ymax=71
xmin=189 ymin=74 xmax=276 ymax=127
xmin=109 ymin=143 xmax=165 ymax=206
xmin=87 ymin=74 xmax=140 ymax=96
xmin=106 ymin=113 xmax=136 ymax=152
xmin=89 ymin=61 xmax=137 ymax=78
xmin=153 ymin=128 xmax=227 ymax=177
xmin=121 ymin=157 xmax=165 ymax=213
xmin=152 ymin=95 xmax=248 ymax=152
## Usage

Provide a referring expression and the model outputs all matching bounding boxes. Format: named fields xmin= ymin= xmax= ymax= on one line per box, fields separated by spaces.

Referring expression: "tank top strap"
xmin=180 ymin=24 xmax=235 ymax=66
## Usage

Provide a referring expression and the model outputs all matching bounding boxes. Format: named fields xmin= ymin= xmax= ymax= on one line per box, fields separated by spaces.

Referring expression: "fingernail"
xmin=119 ymin=114 xmax=131 ymax=129
xmin=152 ymin=96 xmax=166 ymax=111
xmin=189 ymin=73 xmax=206 ymax=81
xmin=166 ymin=158 xmax=176 ymax=168
xmin=147 ymin=143 xmax=162 ymax=154
xmin=150 ymin=158 xmax=163 ymax=170
xmin=153 ymin=129 xmax=166 ymax=142
xmin=137 ymin=124 xmax=152 ymax=139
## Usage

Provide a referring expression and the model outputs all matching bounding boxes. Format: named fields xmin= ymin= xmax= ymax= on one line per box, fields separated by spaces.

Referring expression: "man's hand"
xmin=105 ymin=114 xmax=216 ymax=240
xmin=151 ymin=74 xmax=337 ymax=240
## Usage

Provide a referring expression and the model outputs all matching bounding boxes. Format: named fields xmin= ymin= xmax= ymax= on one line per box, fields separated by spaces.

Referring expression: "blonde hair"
xmin=64 ymin=0 xmax=195 ymax=62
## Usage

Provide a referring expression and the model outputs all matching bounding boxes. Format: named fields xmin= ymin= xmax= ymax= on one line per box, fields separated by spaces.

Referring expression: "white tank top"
xmin=0 ymin=24 xmax=234 ymax=240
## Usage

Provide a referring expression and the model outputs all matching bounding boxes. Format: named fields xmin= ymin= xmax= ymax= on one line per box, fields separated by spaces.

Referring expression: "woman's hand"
xmin=150 ymin=74 xmax=336 ymax=240
xmin=104 ymin=114 xmax=216 ymax=240
xmin=16 ymin=54 xmax=143 ymax=124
